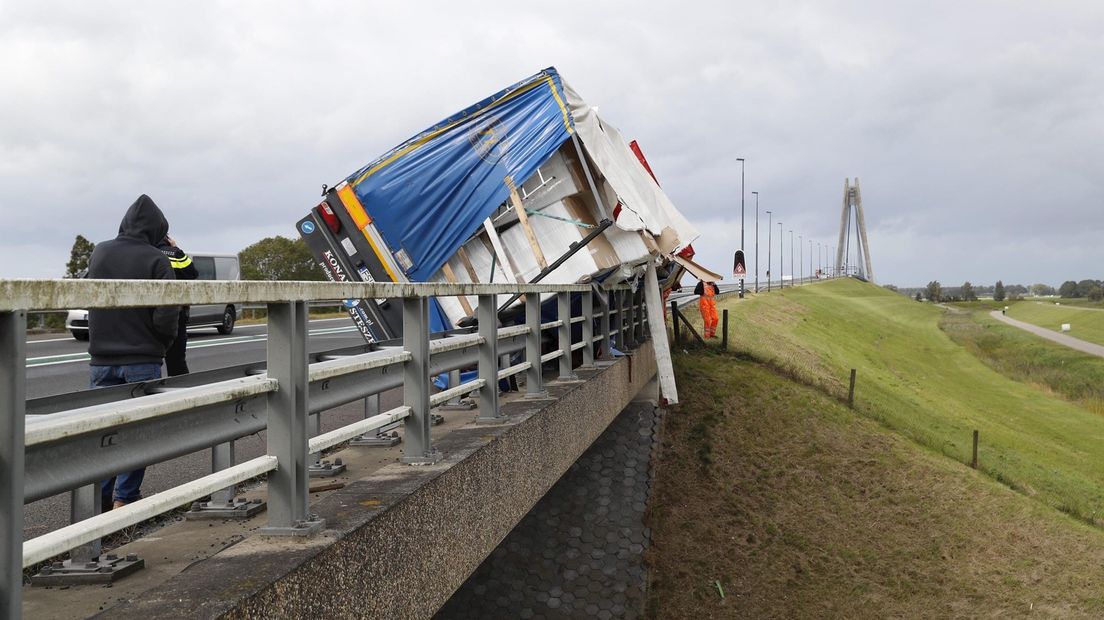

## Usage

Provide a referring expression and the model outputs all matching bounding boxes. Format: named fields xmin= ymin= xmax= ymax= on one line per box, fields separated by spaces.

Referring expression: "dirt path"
xmin=990 ymin=310 xmax=1104 ymax=358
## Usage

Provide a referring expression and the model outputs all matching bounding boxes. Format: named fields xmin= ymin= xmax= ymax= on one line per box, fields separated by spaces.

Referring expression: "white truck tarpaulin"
xmin=564 ymin=81 xmax=699 ymax=252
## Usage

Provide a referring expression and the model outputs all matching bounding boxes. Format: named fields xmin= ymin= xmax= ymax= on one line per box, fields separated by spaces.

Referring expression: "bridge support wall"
xmin=102 ymin=342 xmax=657 ymax=619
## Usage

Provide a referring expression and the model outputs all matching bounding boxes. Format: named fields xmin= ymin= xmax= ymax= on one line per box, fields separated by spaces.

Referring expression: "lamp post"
xmin=778 ymin=222 xmax=784 ymax=289
xmin=737 ymin=157 xmax=745 ymax=298
xmin=752 ymin=191 xmax=759 ymax=293
xmin=766 ymin=210 xmax=772 ymax=292
xmin=799 ymin=234 xmax=803 ymax=285
xmin=789 ymin=230 xmax=794 ymax=287
xmin=809 ymin=238 xmax=813 ymax=282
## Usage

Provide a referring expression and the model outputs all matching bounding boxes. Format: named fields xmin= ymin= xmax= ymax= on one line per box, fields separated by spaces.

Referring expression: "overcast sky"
xmin=2 ymin=1 xmax=1101 ymax=287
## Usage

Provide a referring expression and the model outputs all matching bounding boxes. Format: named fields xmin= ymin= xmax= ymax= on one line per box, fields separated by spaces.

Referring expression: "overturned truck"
xmin=297 ymin=67 xmax=717 ymax=403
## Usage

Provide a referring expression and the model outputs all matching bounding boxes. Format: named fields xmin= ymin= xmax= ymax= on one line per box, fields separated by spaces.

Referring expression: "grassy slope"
xmin=1006 ymin=302 xmax=1104 ymax=347
xmin=941 ymin=309 xmax=1104 ymax=416
xmin=699 ymin=279 xmax=1104 ymax=525
xmin=648 ymin=354 xmax=1104 ymax=618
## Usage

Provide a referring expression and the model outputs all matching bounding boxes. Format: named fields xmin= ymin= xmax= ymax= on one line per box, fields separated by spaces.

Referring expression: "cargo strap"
xmin=524 ymin=208 xmax=595 ymax=229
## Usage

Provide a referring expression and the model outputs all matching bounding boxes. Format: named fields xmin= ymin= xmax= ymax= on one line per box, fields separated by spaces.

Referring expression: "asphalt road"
xmin=25 ymin=318 xmax=367 ymax=399
xmin=23 ymin=318 xmax=403 ymax=540
xmin=990 ymin=310 xmax=1104 ymax=358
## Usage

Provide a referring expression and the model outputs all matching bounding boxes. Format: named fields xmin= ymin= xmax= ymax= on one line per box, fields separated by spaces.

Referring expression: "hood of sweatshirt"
xmin=117 ymin=194 xmax=169 ymax=245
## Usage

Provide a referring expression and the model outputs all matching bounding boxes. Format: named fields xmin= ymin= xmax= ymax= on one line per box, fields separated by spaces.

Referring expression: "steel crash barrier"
xmin=0 ymin=277 xmax=653 ymax=617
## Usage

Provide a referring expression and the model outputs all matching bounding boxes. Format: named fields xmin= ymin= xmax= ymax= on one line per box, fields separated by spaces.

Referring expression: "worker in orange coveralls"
xmin=694 ymin=279 xmax=720 ymax=338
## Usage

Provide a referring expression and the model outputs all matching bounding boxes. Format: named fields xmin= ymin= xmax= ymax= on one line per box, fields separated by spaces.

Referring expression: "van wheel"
xmin=217 ymin=306 xmax=235 ymax=335
xmin=72 ymin=330 xmax=89 ymax=341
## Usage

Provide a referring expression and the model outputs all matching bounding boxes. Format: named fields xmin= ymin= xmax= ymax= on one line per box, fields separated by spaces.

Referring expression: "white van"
xmin=66 ymin=253 xmax=242 ymax=341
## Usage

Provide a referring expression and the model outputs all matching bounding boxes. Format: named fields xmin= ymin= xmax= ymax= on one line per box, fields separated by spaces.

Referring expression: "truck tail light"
xmin=317 ymin=202 xmax=341 ymax=234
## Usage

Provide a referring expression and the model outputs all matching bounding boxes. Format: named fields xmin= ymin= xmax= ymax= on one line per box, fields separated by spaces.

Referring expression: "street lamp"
xmin=778 ymin=221 xmax=784 ymax=289
xmin=789 ymin=230 xmax=794 ymax=287
xmin=809 ymin=238 xmax=813 ymax=282
xmin=752 ymin=191 xmax=759 ymax=293
xmin=766 ymin=209 xmax=772 ymax=292
xmin=737 ymin=157 xmax=745 ymax=298
xmin=799 ymin=234 xmax=803 ymax=284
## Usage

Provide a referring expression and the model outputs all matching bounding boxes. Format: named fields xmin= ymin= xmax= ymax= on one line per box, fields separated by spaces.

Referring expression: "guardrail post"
xmin=557 ymin=292 xmax=577 ymax=380
xmin=186 ymin=441 xmax=264 ymax=519
xmin=581 ymin=290 xmax=595 ymax=368
xmin=599 ymin=290 xmax=612 ymax=361
xmin=625 ymin=288 xmax=637 ymax=349
xmin=477 ymin=294 xmax=500 ymax=421
xmin=69 ymin=484 xmax=101 ymax=564
xmin=263 ymin=301 xmax=322 ymax=536
xmin=524 ymin=292 xmax=548 ymax=398
xmin=401 ymin=296 xmax=439 ymax=463
xmin=1 ymin=310 xmax=24 ymax=618
xmin=613 ymin=290 xmax=625 ymax=353
xmin=307 ymin=413 xmax=345 ymax=477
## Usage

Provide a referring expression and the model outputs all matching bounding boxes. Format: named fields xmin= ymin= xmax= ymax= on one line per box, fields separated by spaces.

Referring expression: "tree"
xmin=1090 ymin=286 xmax=1104 ymax=302
xmin=993 ymin=280 xmax=1006 ymax=302
xmin=1059 ymin=280 xmax=1078 ymax=298
xmin=65 ymin=235 xmax=96 ymax=278
xmin=1077 ymin=279 xmax=1102 ymax=298
xmin=960 ymin=281 xmax=978 ymax=302
xmin=1030 ymin=283 xmax=1056 ymax=297
xmin=239 ymin=236 xmax=325 ymax=281
xmin=914 ymin=291 xmax=923 ymax=302
xmin=925 ymin=280 xmax=942 ymax=302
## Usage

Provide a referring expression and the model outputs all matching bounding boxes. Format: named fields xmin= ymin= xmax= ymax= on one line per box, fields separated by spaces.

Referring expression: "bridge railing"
xmin=0 ymin=278 xmax=651 ymax=617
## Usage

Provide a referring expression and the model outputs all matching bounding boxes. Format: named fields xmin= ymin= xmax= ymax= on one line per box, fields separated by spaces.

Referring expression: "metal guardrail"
xmin=0 ymin=278 xmax=652 ymax=618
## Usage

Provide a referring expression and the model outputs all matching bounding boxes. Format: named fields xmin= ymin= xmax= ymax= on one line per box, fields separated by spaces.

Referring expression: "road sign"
xmin=732 ymin=250 xmax=746 ymax=279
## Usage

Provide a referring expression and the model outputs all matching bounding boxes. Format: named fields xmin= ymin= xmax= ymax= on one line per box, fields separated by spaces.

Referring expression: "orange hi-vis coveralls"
xmin=699 ymin=282 xmax=718 ymax=338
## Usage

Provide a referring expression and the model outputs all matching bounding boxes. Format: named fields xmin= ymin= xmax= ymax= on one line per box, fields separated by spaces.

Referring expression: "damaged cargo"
xmin=297 ymin=67 xmax=717 ymax=403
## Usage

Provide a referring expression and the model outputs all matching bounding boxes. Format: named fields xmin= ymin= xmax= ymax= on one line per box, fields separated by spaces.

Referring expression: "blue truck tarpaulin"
xmin=345 ymin=67 xmax=574 ymax=281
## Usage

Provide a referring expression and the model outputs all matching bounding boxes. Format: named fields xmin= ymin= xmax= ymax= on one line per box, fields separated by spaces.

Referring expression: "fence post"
xmin=848 ymin=369 xmax=857 ymax=408
xmin=477 ymin=294 xmax=500 ymax=421
xmin=1 ymin=310 xmax=25 ymax=618
xmin=581 ymin=290 xmax=595 ymax=369
xmin=262 ymin=301 xmax=321 ymax=535
xmin=671 ymin=300 xmax=681 ymax=349
xmin=402 ymin=296 xmax=438 ymax=463
xmin=557 ymin=292 xmax=576 ymax=380
xmin=524 ymin=292 xmax=548 ymax=398
xmin=721 ymin=309 xmax=729 ymax=351
xmin=971 ymin=430 xmax=979 ymax=469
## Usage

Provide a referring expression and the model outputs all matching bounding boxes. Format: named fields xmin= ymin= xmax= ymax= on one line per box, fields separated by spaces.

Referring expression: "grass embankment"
xmin=648 ymin=353 xmax=1104 ymax=617
xmin=1006 ymin=302 xmax=1104 ymax=347
xmin=683 ymin=279 xmax=1104 ymax=525
xmin=941 ymin=309 xmax=1104 ymax=416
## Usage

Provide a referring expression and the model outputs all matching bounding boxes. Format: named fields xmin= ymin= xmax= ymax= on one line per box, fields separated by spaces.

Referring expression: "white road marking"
xmin=26 ymin=324 xmax=362 ymax=368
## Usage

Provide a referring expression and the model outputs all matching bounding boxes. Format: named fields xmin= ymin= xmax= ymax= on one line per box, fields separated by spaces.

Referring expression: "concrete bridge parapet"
xmin=100 ymin=341 xmax=657 ymax=619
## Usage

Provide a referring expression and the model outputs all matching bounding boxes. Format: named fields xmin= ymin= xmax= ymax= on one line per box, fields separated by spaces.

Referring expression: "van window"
xmin=213 ymin=256 xmax=240 ymax=280
xmin=193 ymin=256 xmax=216 ymax=280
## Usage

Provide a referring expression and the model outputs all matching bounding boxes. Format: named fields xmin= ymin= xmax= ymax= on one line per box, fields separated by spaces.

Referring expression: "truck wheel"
xmin=217 ymin=306 xmax=236 ymax=335
xmin=71 ymin=330 xmax=89 ymax=341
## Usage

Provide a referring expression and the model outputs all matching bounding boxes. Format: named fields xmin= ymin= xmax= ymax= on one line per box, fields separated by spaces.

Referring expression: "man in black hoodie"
xmin=87 ymin=194 xmax=180 ymax=509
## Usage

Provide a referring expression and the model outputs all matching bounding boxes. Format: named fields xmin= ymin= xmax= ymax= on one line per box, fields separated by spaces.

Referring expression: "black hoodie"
xmin=87 ymin=195 xmax=180 ymax=366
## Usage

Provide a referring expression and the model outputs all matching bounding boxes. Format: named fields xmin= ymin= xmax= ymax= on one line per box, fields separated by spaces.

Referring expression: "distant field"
xmin=704 ymin=279 xmax=1104 ymax=526
xmin=1006 ymin=302 xmax=1104 ymax=347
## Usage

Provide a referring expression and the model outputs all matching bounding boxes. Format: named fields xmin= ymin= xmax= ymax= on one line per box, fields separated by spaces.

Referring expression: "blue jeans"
xmin=90 ymin=363 xmax=162 ymax=505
